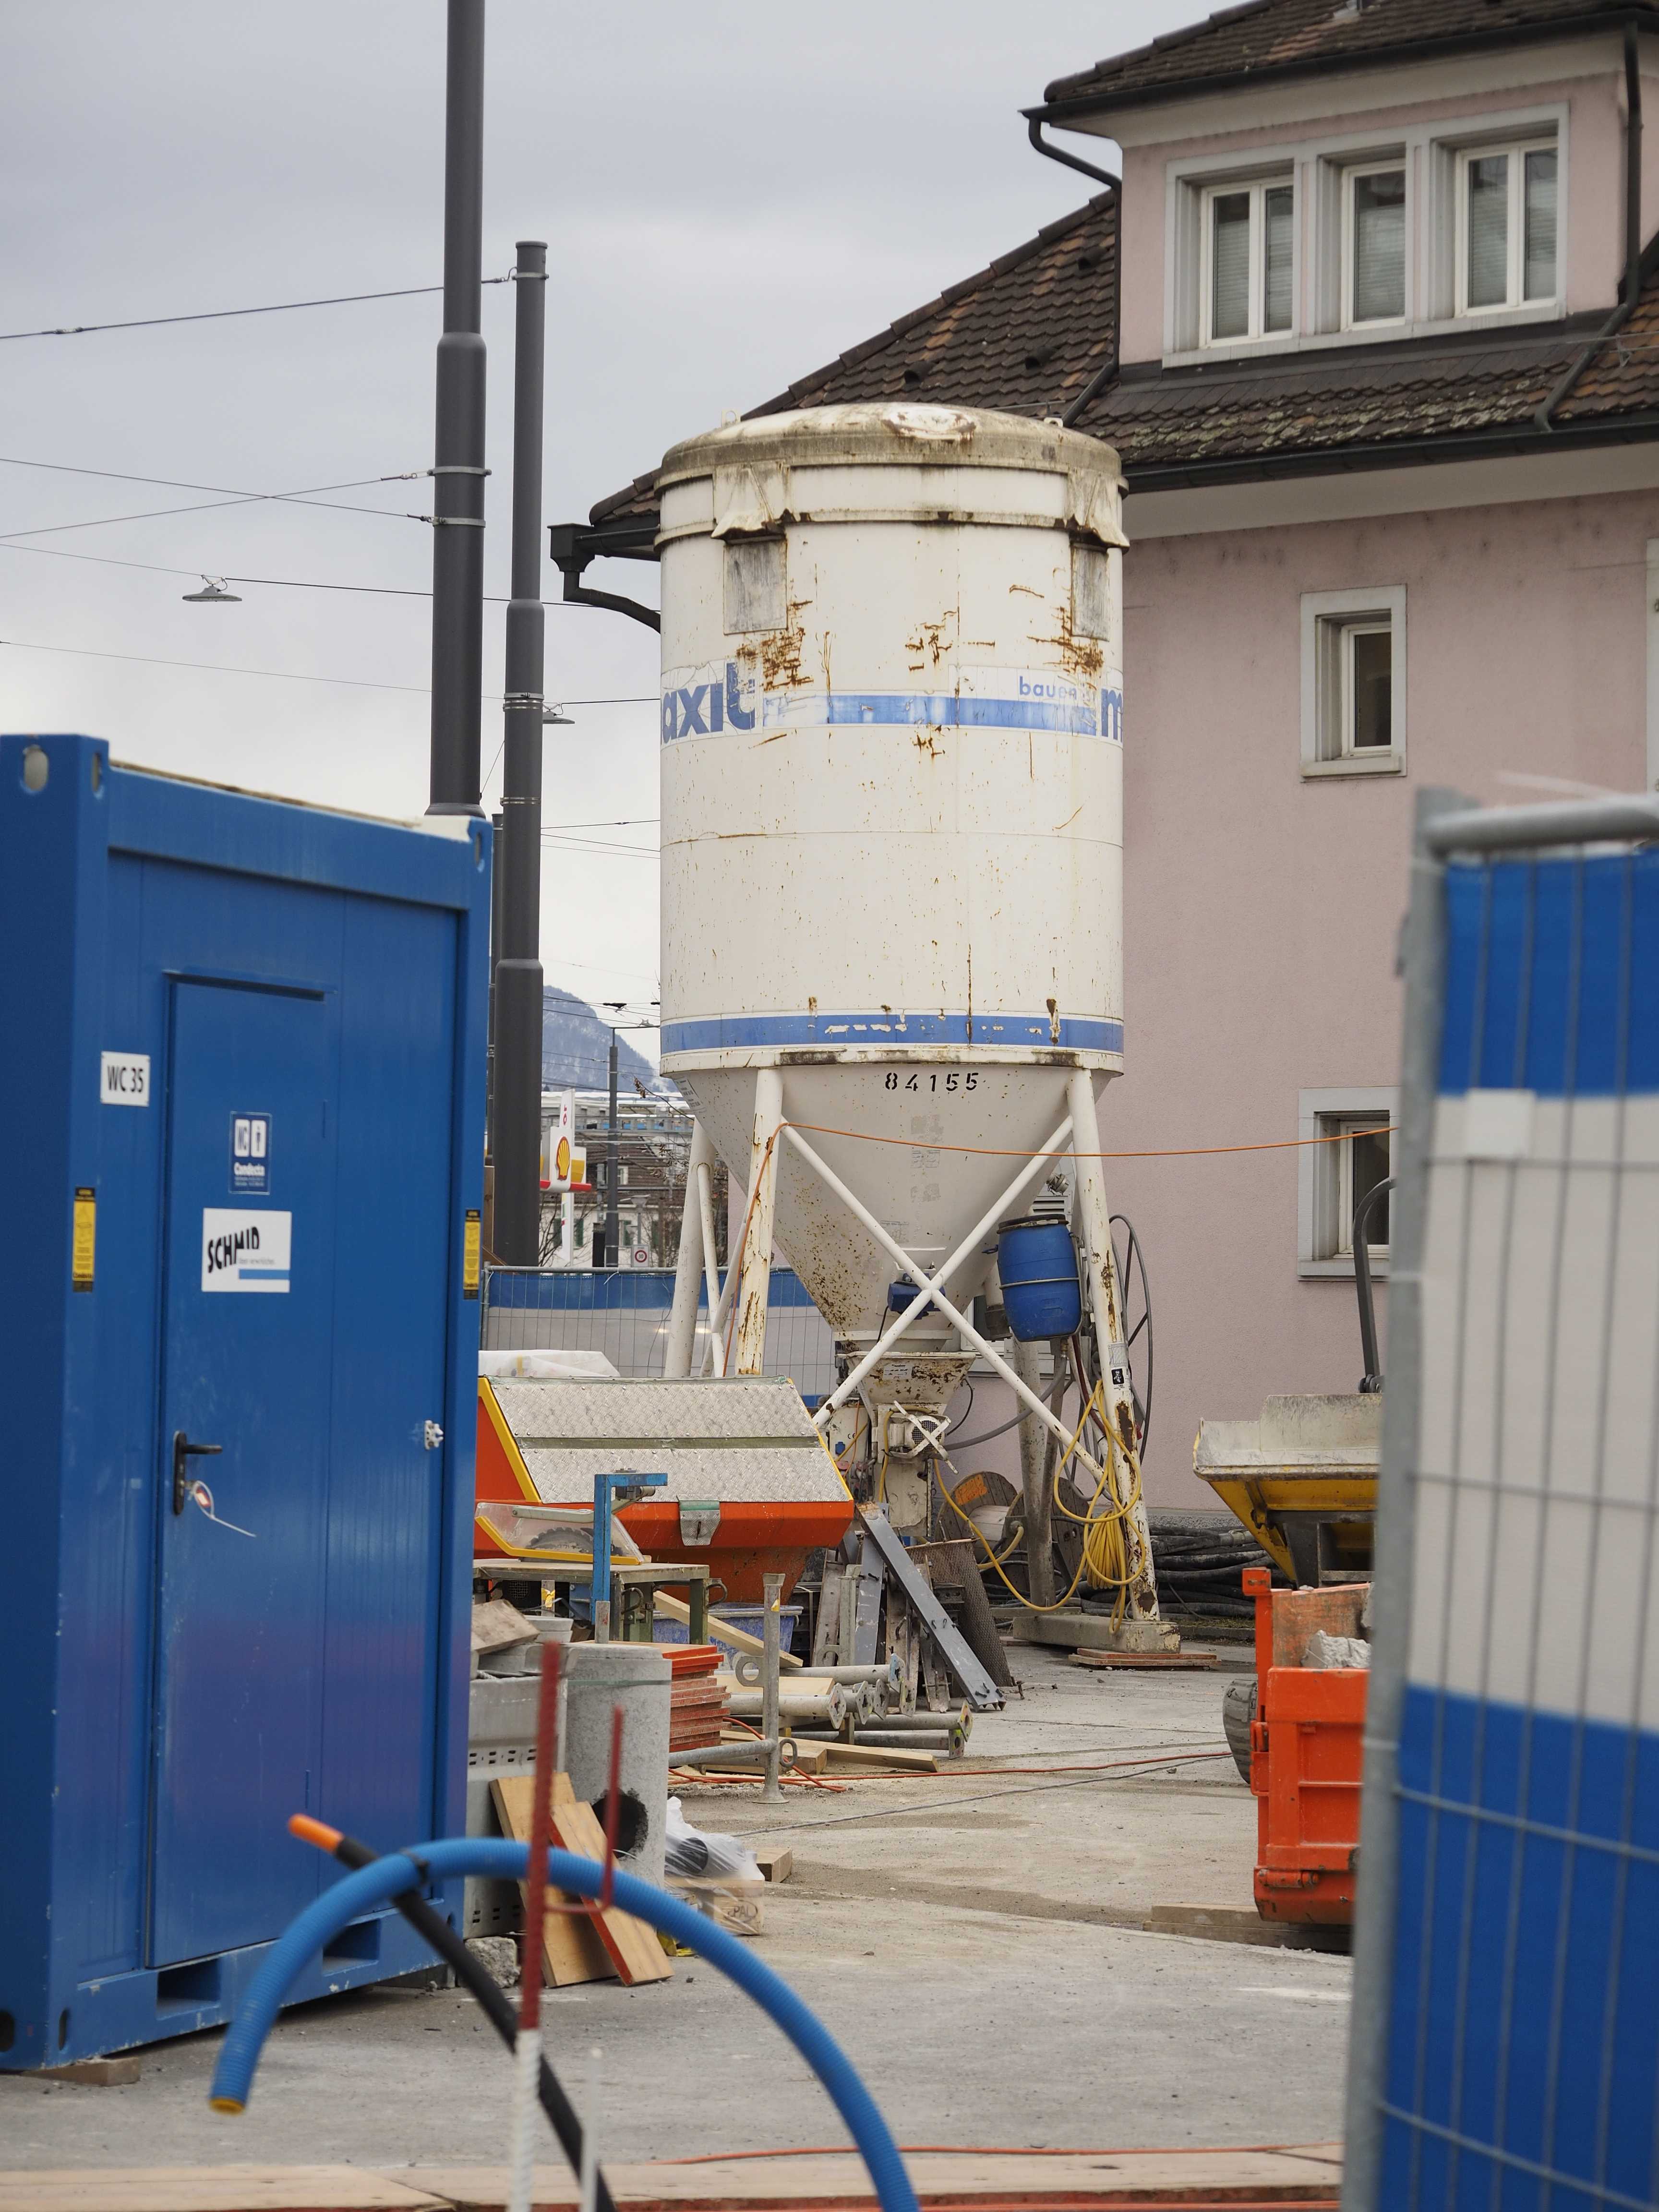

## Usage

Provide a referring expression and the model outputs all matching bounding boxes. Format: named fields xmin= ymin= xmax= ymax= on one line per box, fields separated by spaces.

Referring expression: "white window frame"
xmin=1298 ymin=1088 xmax=1398 ymax=1278
xmin=1300 ymin=585 xmax=1407 ymax=778
xmin=1160 ymin=102 xmax=1566 ymax=366
xmin=1340 ymin=158 xmax=1409 ymax=332
xmin=1199 ymin=176 xmax=1297 ymax=349
xmin=1454 ymin=135 xmax=1560 ymax=319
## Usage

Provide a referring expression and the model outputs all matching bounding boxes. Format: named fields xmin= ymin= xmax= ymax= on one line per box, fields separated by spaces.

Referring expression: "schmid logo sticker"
xmin=201 ymin=1208 xmax=291 ymax=1293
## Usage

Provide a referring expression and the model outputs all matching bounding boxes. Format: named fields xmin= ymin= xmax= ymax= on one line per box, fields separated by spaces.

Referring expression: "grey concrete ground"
xmin=0 ymin=1648 xmax=1351 ymax=2173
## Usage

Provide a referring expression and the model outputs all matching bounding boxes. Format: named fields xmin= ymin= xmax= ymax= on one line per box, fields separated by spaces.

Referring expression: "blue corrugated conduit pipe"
xmin=210 ymin=1838 xmax=919 ymax=2212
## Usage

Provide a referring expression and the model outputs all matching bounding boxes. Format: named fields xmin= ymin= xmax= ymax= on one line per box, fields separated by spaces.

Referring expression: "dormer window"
xmin=1165 ymin=103 xmax=1566 ymax=361
xmin=1201 ymin=176 xmax=1294 ymax=345
xmin=1344 ymin=162 xmax=1407 ymax=328
xmin=1458 ymin=141 xmax=1558 ymax=314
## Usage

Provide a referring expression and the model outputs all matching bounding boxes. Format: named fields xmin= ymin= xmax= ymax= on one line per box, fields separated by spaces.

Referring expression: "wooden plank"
xmin=753 ymin=1847 xmax=793 ymax=1882
xmin=654 ymin=1591 xmax=802 ymax=1669
xmin=667 ymin=1880 xmax=765 ymax=1936
xmin=489 ymin=1774 xmax=615 ymax=1988
xmin=821 ymin=1742 xmax=938 ymax=1773
xmin=1069 ymin=1649 xmax=1221 ymax=1671
xmin=547 ymin=1795 xmax=674 ymax=1985
xmin=0 ymin=2171 xmax=451 ymax=2212
xmin=471 ymin=1596 xmax=539 ymax=1654
xmin=905 ymin=1538 xmax=1015 ymax=1689
xmin=14 ymin=2145 xmax=1344 ymax=2212
xmin=398 ymin=2143 xmax=1344 ymax=2208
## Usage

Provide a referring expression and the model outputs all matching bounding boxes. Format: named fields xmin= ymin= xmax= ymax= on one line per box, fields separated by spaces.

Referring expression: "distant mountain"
xmin=541 ymin=986 xmax=658 ymax=1094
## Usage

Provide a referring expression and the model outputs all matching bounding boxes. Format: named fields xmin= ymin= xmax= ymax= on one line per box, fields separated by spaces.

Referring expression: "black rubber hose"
xmin=326 ymin=1829 xmax=615 ymax=2212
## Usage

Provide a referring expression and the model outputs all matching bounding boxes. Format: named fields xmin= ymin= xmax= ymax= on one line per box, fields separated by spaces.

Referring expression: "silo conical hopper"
xmin=655 ymin=403 xmax=1161 ymax=1628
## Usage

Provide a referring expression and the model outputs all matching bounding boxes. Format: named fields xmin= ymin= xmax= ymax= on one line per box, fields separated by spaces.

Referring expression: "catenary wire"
xmin=0 ymin=473 xmax=433 ymax=542
xmin=0 ymin=276 xmax=513 ymax=343
xmin=0 ymin=452 xmax=423 ymax=501
xmin=0 ymin=536 xmax=649 ymax=609
xmin=0 ymin=637 xmax=656 ymax=704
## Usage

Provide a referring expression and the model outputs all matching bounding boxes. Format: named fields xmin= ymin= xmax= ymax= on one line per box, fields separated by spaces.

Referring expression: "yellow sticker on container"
xmin=72 ymin=1186 xmax=96 ymax=1292
xmin=462 ymin=1207 xmax=481 ymax=1299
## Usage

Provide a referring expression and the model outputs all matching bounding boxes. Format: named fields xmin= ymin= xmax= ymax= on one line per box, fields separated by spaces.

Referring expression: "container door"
xmin=149 ymin=978 xmax=338 ymax=1967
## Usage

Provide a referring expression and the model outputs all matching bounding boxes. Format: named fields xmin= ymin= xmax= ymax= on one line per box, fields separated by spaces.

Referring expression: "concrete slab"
xmin=0 ymin=1649 xmax=1351 ymax=2177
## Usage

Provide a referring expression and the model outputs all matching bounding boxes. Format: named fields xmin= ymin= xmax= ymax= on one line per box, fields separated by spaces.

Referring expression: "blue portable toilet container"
xmin=0 ymin=735 xmax=490 ymax=2068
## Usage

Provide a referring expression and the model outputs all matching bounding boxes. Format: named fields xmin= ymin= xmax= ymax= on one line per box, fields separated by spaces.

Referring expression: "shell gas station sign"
xmin=541 ymin=1089 xmax=587 ymax=1192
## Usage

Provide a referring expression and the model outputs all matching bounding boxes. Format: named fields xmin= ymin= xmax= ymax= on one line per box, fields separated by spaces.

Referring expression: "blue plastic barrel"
xmin=997 ymin=1216 xmax=1082 ymax=1341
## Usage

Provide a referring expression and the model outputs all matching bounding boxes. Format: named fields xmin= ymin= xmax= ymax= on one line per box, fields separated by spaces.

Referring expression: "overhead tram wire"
xmin=0 ymin=476 xmax=433 ymax=544
xmin=0 ymin=538 xmax=653 ymax=609
xmin=0 ymin=637 xmax=656 ymax=704
xmin=0 ymin=276 xmax=514 ymax=344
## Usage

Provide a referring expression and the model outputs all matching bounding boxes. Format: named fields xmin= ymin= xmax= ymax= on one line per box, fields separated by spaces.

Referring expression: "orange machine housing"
xmin=474 ymin=1380 xmax=853 ymax=1602
xmin=1244 ymin=1565 xmax=1366 ymax=1929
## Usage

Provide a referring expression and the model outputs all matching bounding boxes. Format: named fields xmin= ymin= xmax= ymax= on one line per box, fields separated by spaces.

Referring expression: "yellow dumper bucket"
xmin=1194 ymin=1393 xmax=1379 ymax=1586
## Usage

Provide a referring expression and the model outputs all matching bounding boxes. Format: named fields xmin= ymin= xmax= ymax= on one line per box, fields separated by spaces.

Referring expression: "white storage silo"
xmin=655 ymin=403 xmax=1159 ymax=1626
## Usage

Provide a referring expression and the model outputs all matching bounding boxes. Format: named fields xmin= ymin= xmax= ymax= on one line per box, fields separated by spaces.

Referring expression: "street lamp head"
xmin=182 ymin=578 xmax=241 ymax=604
xmin=542 ymin=704 xmax=574 ymax=725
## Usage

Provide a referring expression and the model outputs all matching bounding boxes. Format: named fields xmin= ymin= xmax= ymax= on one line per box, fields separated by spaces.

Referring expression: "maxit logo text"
xmin=661 ymin=662 xmax=756 ymax=744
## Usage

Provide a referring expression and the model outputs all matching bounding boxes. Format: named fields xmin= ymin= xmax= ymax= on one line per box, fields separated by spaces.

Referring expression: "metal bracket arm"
xmin=547 ymin=522 xmax=661 ymax=633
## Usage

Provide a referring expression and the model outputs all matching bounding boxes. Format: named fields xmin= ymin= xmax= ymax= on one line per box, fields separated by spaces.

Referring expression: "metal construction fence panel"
xmin=1345 ymin=792 xmax=1659 ymax=2212
xmin=480 ymin=1265 xmax=837 ymax=1401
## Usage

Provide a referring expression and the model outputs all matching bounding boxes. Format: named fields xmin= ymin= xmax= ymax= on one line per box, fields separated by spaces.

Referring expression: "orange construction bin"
xmin=1243 ymin=1564 xmax=1366 ymax=1929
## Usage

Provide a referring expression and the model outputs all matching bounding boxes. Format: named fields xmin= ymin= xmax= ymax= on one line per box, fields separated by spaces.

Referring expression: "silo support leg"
xmin=734 ymin=1069 xmax=784 ymax=1376
xmin=1065 ymin=1069 xmax=1162 ymax=1624
xmin=665 ymin=1119 xmax=716 ymax=1377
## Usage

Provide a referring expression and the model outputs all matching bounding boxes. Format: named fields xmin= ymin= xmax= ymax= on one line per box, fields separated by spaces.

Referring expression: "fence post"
xmin=1340 ymin=788 xmax=1463 ymax=2212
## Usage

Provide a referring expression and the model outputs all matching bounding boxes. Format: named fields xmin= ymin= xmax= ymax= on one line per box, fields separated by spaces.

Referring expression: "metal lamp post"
xmin=492 ymin=239 xmax=549 ymax=1264
xmin=427 ymin=0 xmax=487 ymax=818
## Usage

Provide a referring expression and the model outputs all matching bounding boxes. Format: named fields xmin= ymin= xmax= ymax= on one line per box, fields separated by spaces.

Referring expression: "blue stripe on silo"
xmin=1380 ymin=1684 xmax=1659 ymax=2210
xmin=659 ymin=1011 xmax=1124 ymax=1057
xmin=811 ymin=691 xmax=1102 ymax=735
xmin=1439 ymin=852 xmax=1659 ymax=1098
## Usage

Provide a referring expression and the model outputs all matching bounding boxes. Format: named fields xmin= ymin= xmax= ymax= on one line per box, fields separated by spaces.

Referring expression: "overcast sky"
xmin=2 ymin=2 xmax=1200 ymax=1051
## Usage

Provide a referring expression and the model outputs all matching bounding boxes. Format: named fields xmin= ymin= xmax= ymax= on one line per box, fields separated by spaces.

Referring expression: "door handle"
xmin=172 ymin=1431 xmax=223 ymax=1515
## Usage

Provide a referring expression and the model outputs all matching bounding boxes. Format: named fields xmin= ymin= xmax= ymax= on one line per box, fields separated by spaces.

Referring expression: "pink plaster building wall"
xmin=952 ymin=485 xmax=1657 ymax=1512
xmin=1113 ymin=485 xmax=1655 ymax=1504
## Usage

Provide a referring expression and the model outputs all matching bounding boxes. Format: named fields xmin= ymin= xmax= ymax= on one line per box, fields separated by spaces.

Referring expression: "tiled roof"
xmin=1086 ymin=272 xmax=1659 ymax=482
xmin=588 ymin=193 xmax=1659 ymax=529
xmin=589 ymin=194 xmax=1118 ymax=526
xmin=1039 ymin=0 xmax=1659 ymax=118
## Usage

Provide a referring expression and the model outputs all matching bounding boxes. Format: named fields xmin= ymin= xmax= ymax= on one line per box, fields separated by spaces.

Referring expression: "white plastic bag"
xmin=663 ymin=1795 xmax=763 ymax=1883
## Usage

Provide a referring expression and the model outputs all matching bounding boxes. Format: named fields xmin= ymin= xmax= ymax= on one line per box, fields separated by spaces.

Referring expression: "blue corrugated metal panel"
xmin=0 ymin=736 xmax=489 ymax=2067
xmin=484 ymin=1265 xmax=818 ymax=1310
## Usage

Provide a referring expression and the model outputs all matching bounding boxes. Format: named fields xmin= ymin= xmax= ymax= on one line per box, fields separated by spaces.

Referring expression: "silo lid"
xmin=658 ymin=402 xmax=1123 ymax=495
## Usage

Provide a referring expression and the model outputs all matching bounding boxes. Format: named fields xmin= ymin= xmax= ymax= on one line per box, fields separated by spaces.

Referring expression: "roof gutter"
xmin=1536 ymin=18 xmax=1644 ymax=428
xmin=1121 ymin=407 xmax=1659 ymax=497
xmin=1030 ymin=8 xmax=1651 ymax=130
xmin=1025 ymin=119 xmax=1122 ymax=428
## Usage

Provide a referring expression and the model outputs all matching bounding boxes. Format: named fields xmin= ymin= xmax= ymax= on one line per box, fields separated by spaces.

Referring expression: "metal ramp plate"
xmin=856 ymin=1507 xmax=1003 ymax=1711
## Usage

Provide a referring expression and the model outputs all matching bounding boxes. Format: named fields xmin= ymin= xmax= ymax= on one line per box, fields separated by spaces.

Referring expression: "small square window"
xmin=1456 ymin=139 xmax=1557 ymax=315
xmin=1345 ymin=162 xmax=1407 ymax=327
xmin=1301 ymin=587 xmax=1406 ymax=777
xmin=1201 ymin=177 xmax=1295 ymax=346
